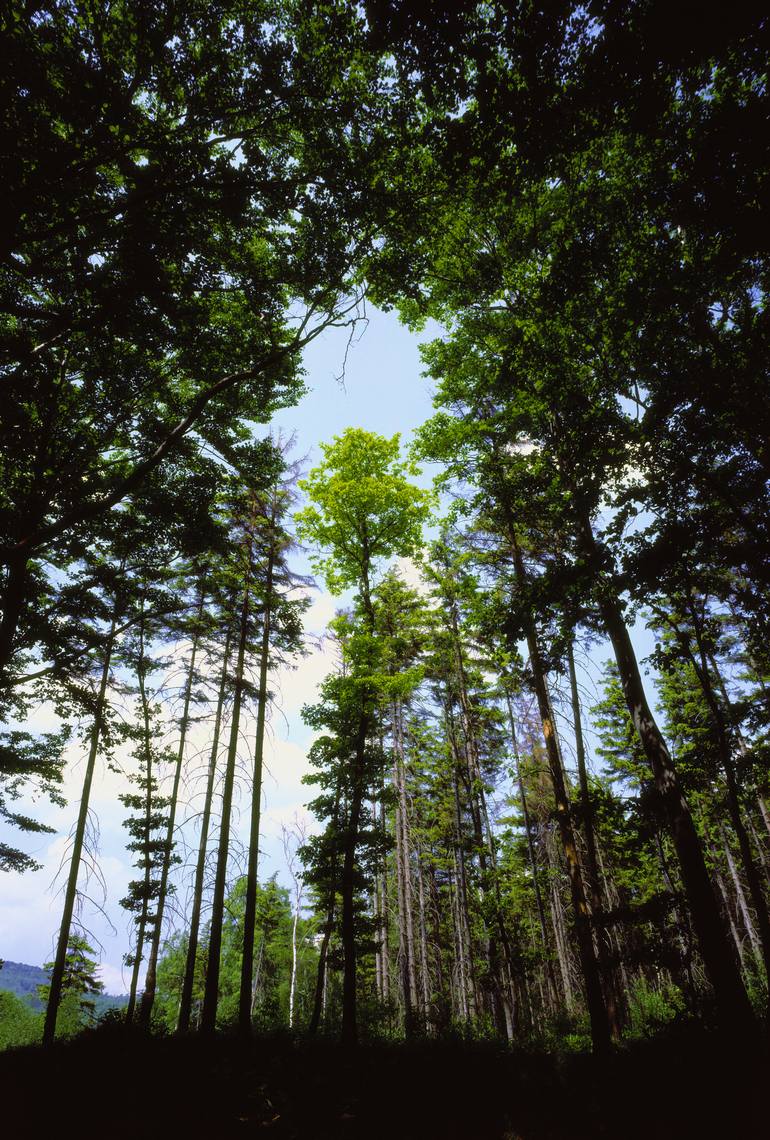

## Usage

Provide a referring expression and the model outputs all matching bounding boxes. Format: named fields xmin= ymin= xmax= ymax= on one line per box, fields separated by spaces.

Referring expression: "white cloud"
xmin=393 ymin=555 xmax=429 ymax=594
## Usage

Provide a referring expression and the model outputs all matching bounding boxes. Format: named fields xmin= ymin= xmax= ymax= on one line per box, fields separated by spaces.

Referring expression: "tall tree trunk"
xmin=392 ymin=698 xmax=418 ymax=1034
xmin=447 ymin=631 xmax=519 ymax=1037
xmin=566 ymin=639 xmax=621 ymax=1037
xmin=747 ymin=812 xmax=770 ymax=887
xmin=654 ymin=831 xmax=696 ymax=1001
xmin=579 ymin=522 xmax=754 ymax=1034
xmin=680 ymin=621 xmax=770 ymax=1010
xmin=450 ymin=763 xmax=478 ymax=1020
xmin=506 ymin=525 xmax=610 ymax=1054
xmin=378 ymin=777 xmax=391 ymax=1003
xmin=449 ymin=850 xmax=469 ymax=1020
xmin=139 ymin=590 xmax=205 ymax=1028
xmin=705 ymin=826 xmax=747 ymax=969
xmin=201 ymin=567 xmax=252 ymax=1034
xmin=757 ymin=796 xmax=770 ymax=846
xmin=177 ymin=622 xmax=233 ymax=1033
xmin=239 ymin=510 xmax=277 ymax=1034
xmin=126 ymin=604 xmax=156 ymax=1025
xmin=552 ymin=884 xmax=576 ymax=1008
xmin=339 ymin=564 xmax=377 ymax=1046
xmin=42 ymin=612 xmax=117 ymax=1046
xmin=289 ymin=907 xmax=299 ymax=1029
xmin=504 ymin=692 xmax=559 ymax=1011
xmin=309 ymin=917 xmax=334 ymax=1036
xmin=720 ymin=824 xmax=760 ymax=958
xmin=416 ymin=844 xmax=433 ymax=1030
xmin=340 ymin=710 xmax=368 ymax=1045
xmin=373 ymin=832 xmax=384 ymax=1001
xmin=309 ymin=781 xmax=342 ymax=1037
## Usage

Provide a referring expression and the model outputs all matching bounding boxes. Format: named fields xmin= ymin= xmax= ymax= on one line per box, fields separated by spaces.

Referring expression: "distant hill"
xmin=0 ymin=960 xmax=128 ymax=1014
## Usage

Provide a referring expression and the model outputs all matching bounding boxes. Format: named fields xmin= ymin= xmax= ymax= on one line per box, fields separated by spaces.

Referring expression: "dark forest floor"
xmin=1 ymin=1022 xmax=766 ymax=1139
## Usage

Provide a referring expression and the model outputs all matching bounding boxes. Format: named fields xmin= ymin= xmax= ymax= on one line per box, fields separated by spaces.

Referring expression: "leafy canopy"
xmin=295 ymin=428 xmax=432 ymax=597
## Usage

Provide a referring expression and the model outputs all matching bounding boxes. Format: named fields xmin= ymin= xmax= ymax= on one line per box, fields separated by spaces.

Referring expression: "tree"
xmin=0 ymin=990 xmax=42 ymax=1051
xmin=282 ymin=818 xmax=308 ymax=1031
xmin=296 ymin=428 xmax=431 ymax=1043
xmin=39 ymin=933 xmax=104 ymax=1033
xmin=239 ymin=458 xmax=309 ymax=1034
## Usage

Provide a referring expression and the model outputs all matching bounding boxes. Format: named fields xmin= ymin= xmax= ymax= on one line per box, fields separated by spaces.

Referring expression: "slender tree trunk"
xmin=177 ymin=622 xmax=233 ymax=1033
xmin=566 ymin=639 xmax=621 ymax=1037
xmin=340 ymin=710 xmax=368 ymax=1045
xmin=339 ymin=565 xmax=378 ymax=1046
xmin=747 ymin=812 xmax=770 ymax=887
xmin=718 ymin=868 xmax=747 ymax=968
xmin=544 ymin=828 xmax=575 ymax=1009
xmin=289 ymin=907 xmax=299 ymax=1030
xmin=392 ymin=698 xmax=418 ymax=1033
xmin=681 ymin=625 xmax=770 ymax=1009
xmin=126 ymin=900 xmax=148 ymax=1022
xmin=758 ymin=796 xmax=770 ymax=845
xmin=448 ymin=639 xmax=519 ymax=1037
xmin=444 ymin=616 xmax=504 ymax=1030
xmin=309 ymin=919 xmax=333 ymax=1036
xmin=139 ymin=591 xmax=205 ymax=1027
xmin=239 ymin=515 xmax=277 ymax=1033
xmin=374 ymin=838 xmax=384 ymax=1001
xmin=379 ymin=779 xmax=391 ymax=1003
xmin=720 ymin=824 xmax=760 ymax=957
xmin=451 ymin=765 xmax=478 ymax=1020
xmin=505 ymin=525 xmax=610 ymax=1053
xmin=449 ymin=851 xmax=469 ymax=1020
xmin=416 ymin=845 xmax=432 ymax=1030
xmin=706 ymin=827 xmax=747 ymax=969
xmin=309 ymin=781 xmax=342 ymax=1037
xmin=126 ymin=605 xmax=156 ymax=1025
xmin=504 ymin=693 xmax=559 ymax=1011
xmin=251 ymin=936 xmax=265 ymax=1016
xmin=201 ymin=567 xmax=252 ymax=1034
xmin=42 ymin=613 xmax=117 ymax=1046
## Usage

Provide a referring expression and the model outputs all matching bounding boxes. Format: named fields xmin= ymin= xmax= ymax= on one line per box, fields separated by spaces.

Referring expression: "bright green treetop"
xmin=295 ymin=428 xmax=432 ymax=614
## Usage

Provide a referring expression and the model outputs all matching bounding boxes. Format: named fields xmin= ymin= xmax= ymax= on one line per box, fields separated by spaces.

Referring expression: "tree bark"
xmin=416 ymin=844 xmax=433 ymax=1030
xmin=309 ymin=780 xmax=342 ymax=1037
xmin=139 ymin=590 xmax=205 ymax=1028
xmin=575 ymin=516 xmax=753 ymax=1033
xmin=720 ymin=823 xmax=760 ymax=957
xmin=126 ymin=604 xmax=156 ymax=1025
xmin=42 ymin=612 xmax=116 ymax=1046
xmin=177 ymin=621 xmax=233 ymax=1033
xmin=392 ymin=698 xmax=418 ymax=1034
xmin=587 ymin=588 xmax=753 ymax=1031
xmin=679 ymin=623 xmax=770 ymax=1009
xmin=450 ymin=761 xmax=478 ymax=1021
xmin=200 ymin=567 xmax=252 ymax=1034
xmin=504 ymin=690 xmax=559 ymax=1012
xmin=506 ymin=525 xmax=610 ymax=1054
xmin=340 ymin=709 xmax=369 ymax=1045
xmin=566 ymin=638 xmax=621 ymax=1037
xmin=239 ymin=502 xmax=277 ymax=1034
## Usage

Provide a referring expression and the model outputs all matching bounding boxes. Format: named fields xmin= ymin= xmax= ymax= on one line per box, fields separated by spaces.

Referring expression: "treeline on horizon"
xmin=0 ymin=2 xmax=768 ymax=1059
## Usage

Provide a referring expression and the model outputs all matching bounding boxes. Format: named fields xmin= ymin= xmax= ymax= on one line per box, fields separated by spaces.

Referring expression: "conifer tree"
xmin=296 ymin=428 xmax=431 ymax=1042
